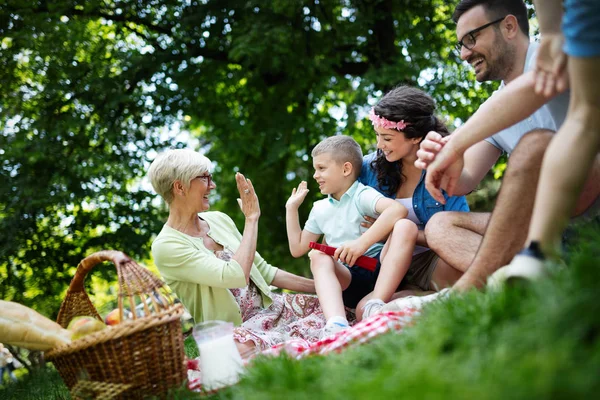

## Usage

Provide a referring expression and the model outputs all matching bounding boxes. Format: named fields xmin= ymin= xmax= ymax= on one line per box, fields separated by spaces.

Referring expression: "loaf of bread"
xmin=0 ymin=300 xmax=72 ymax=350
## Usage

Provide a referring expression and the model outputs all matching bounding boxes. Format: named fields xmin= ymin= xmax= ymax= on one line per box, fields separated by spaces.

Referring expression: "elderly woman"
xmin=148 ymin=149 xmax=325 ymax=352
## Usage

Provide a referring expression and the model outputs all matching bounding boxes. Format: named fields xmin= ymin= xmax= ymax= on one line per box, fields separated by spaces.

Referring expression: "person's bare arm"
xmin=424 ymin=71 xmax=567 ymax=202
xmin=449 ymin=71 xmax=560 ymax=154
xmin=231 ymin=173 xmax=261 ymax=284
xmin=423 ymin=140 xmax=501 ymax=203
xmin=534 ymin=0 xmax=564 ymax=34
xmin=362 ymin=198 xmax=407 ymax=244
xmin=335 ymin=198 xmax=406 ymax=266
xmin=453 ymin=141 xmax=502 ymax=195
xmin=417 ymin=136 xmax=500 ymax=196
xmin=533 ymin=0 xmax=568 ymax=96
xmin=285 ymin=181 xmax=320 ymax=257
xmin=417 ymin=69 xmax=564 ymax=180
xmin=270 ymin=269 xmax=316 ymax=293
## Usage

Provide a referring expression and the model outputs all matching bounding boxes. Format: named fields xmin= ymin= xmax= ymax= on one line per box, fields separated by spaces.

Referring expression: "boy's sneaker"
xmin=487 ymin=242 xmax=546 ymax=289
xmin=320 ymin=318 xmax=349 ymax=339
xmin=380 ymin=288 xmax=451 ymax=312
xmin=361 ymin=299 xmax=385 ymax=319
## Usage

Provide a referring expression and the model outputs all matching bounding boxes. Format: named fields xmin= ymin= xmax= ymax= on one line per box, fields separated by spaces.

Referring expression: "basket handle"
xmin=69 ymin=250 xmax=131 ymax=293
xmin=56 ymin=250 xmax=132 ymax=328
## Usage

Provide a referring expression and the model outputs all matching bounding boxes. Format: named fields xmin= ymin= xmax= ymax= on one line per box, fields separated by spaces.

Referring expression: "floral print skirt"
xmin=230 ymin=283 xmax=326 ymax=351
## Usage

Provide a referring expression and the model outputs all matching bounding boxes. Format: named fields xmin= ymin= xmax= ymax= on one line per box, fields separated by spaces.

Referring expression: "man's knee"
xmin=424 ymin=212 xmax=461 ymax=251
xmin=424 ymin=212 xmax=450 ymax=242
xmin=508 ymin=129 xmax=554 ymax=172
xmin=425 ymin=211 xmax=488 ymax=246
xmin=425 ymin=212 xmax=465 ymax=237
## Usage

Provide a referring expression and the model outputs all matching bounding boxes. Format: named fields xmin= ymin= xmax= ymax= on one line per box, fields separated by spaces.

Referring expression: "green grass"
xmin=2 ymin=225 xmax=599 ymax=399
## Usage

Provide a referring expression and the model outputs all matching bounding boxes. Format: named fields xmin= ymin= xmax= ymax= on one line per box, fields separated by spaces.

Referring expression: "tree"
xmin=0 ymin=0 xmax=496 ymax=318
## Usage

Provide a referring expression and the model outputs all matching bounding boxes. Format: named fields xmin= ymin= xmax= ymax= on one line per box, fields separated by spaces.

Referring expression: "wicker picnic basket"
xmin=45 ymin=250 xmax=187 ymax=400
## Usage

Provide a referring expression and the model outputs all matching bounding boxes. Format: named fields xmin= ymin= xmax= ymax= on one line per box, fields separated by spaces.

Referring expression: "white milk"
xmin=198 ymin=333 xmax=244 ymax=390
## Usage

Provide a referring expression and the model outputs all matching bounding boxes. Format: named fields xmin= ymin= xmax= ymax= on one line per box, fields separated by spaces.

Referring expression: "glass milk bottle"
xmin=192 ymin=320 xmax=244 ymax=390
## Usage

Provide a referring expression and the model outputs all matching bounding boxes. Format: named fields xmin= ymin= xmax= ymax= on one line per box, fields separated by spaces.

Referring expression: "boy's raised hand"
xmin=334 ymin=239 xmax=368 ymax=267
xmin=285 ymin=181 xmax=310 ymax=209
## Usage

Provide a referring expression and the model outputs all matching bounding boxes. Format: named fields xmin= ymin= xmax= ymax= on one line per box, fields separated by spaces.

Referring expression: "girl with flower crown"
xmin=358 ymin=86 xmax=470 ymax=302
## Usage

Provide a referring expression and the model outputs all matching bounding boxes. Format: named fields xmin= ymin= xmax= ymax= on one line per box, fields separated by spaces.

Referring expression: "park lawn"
xmin=2 ymin=225 xmax=599 ymax=400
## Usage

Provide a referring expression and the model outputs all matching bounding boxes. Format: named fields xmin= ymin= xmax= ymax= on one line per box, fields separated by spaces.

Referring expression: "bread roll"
xmin=0 ymin=300 xmax=72 ymax=350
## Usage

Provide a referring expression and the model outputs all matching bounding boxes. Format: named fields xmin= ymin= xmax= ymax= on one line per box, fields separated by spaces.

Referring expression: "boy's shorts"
xmin=341 ymin=250 xmax=439 ymax=309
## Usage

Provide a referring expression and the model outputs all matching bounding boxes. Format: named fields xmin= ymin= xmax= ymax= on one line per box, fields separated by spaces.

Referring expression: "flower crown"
xmin=368 ymin=107 xmax=410 ymax=131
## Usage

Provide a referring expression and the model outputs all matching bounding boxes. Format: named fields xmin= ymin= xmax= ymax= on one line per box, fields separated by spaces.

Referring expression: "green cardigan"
xmin=151 ymin=211 xmax=278 ymax=326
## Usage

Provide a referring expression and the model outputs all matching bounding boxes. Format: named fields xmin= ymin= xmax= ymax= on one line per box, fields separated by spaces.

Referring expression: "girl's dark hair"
xmin=371 ymin=85 xmax=449 ymax=196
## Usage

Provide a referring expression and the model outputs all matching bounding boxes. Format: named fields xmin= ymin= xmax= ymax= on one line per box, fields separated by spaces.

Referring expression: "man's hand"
xmin=415 ymin=131 xmax=451 ymax=170
xmin=334 ymin=239 xmax=368 ymax=267
xmin=285 ymin=181 xmax=310 ymax=209
xmin=425 ymin=144 xmax=465 ymax=204
xmin=535 ymin=33 xmax=568 ymax=98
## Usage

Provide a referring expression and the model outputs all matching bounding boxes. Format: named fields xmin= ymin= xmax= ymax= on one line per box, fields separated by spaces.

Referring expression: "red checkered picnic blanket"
xmin=187 ymin=309 xmax=418 ymax=392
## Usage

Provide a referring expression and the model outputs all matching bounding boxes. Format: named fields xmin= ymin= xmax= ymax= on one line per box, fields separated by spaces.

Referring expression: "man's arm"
xmin=417 ymin=69 xmax=564 ymax=173
xmin=424 ymin=70 xmax=566 ymax=202
xmin=448 ymin=70 xmax=559 ymax=154
xmin=421 ymin=140 xmax=501 ymax=203
xmin=453 ymin=141 xmax=502 ymax=195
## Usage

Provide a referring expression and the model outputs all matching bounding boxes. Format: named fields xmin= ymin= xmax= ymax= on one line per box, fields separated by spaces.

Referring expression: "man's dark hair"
xmin=452 ymin=0 xmax=529 ymax=37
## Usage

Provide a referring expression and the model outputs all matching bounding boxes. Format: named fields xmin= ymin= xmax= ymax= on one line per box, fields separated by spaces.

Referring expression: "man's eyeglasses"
xmin=455 ymin=16 xmax=506 ymax=52
xmin=195 ymin=174 xmax=212 ymax=186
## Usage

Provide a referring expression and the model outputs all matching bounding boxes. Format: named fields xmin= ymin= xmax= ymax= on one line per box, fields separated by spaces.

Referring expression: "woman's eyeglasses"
xmin=455 ymin=16 xmax=506 ymax=52
xmin=195 ymin=174 xmax=212 ymax=186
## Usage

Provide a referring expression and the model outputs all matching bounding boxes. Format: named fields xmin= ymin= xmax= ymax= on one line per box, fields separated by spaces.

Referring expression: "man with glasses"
xmin=455 ymin=16 xmax=505 ymax=47
xmin=383 ymin=0 xmax=599 ymax=306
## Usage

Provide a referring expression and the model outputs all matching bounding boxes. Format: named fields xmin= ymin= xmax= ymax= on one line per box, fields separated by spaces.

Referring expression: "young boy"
xmin=286 ymin=135 xmax=419 ymax=337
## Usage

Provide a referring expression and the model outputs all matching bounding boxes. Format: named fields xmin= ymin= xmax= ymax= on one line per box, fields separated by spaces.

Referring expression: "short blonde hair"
xmin=311 ymin=135 xmax=363 ymax=179
xmin=148 ymin=149 xmax=211 ymax=204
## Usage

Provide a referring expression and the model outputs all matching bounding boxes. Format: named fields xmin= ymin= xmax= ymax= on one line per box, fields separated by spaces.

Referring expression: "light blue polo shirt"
xmin=304 ymin=180 xmax=384 ymax=258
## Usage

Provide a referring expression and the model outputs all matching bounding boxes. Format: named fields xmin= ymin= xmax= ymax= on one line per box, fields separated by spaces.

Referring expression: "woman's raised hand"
xmin=285 ymin=181 xmax=310 ymax=209
xmin=236 ymin=172 xmax=260 ymax=221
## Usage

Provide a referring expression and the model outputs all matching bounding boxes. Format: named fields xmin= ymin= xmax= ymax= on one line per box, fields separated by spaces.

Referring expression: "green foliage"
xmin=0 ymin=367 xmax=69 ymax=399
xmin=1 ymin=0 xmax=500 ymax=317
